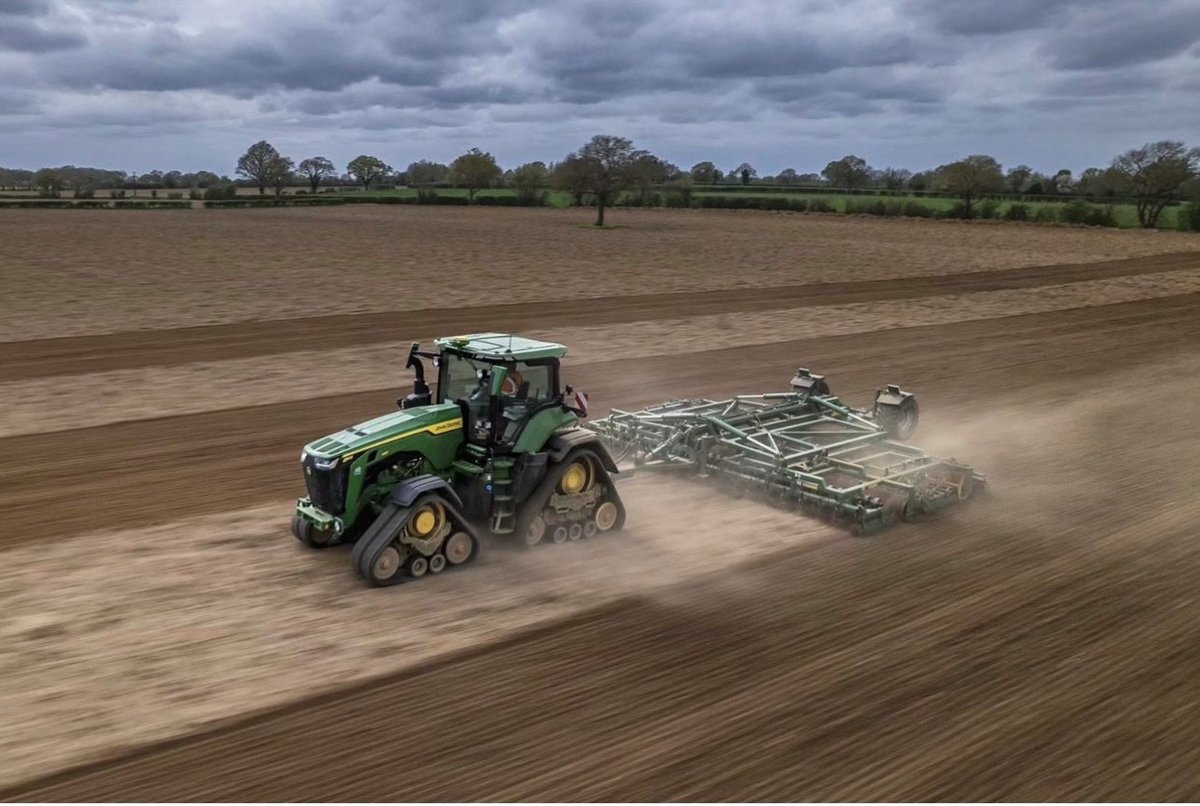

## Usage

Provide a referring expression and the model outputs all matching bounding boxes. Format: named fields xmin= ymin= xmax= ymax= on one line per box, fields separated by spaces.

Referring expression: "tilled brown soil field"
xmin=1 ymin=208 xmax=1199 ymax=800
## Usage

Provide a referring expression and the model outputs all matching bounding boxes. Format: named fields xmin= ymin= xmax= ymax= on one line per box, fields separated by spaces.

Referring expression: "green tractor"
xmin=292 ymin=333 xmax=625 ymax=586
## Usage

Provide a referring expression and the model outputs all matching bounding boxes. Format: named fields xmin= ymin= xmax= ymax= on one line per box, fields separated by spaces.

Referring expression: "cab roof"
xmin=434 ymin=332 xmax=568 ymax=361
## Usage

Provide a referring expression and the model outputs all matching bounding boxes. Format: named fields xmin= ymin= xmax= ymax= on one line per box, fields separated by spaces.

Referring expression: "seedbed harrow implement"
xmin=587 ymin=369 xmax=985 ymax=534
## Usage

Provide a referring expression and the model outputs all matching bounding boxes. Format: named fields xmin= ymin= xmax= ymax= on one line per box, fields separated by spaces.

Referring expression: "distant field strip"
xmin=3 ymin=207 xmax=1196 ymax=342
xmin=4 ymin=267 xmax=1200 ymax=437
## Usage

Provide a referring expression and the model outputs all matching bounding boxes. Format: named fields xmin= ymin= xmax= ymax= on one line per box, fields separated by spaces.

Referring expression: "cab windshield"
xmin=439 ymin=352 xmax=492 ymax=403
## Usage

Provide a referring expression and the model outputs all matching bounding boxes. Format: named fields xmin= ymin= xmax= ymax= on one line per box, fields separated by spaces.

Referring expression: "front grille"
xmin=303 ymin=455 xmax=348 ymax=515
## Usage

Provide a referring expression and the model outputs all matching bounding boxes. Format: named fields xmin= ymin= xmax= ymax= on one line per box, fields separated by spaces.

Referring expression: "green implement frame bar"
xmin=587 ymin=391 xmax=984 ymax=533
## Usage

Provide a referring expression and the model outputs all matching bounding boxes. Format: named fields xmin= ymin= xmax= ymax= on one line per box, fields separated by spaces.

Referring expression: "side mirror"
xmin=399 ymin=341 xmax=432 ymax=409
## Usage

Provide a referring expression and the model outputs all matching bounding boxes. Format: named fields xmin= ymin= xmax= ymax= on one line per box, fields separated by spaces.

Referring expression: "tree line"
xmin=5 ymin=136 xmax=1198 ymax=228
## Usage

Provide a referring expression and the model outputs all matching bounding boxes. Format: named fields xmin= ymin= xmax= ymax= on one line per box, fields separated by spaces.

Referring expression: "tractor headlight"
xmin=312 ymin=455 xmax=340 ymax=471
xmin=302 ymin=451 xmax=340 ymax=471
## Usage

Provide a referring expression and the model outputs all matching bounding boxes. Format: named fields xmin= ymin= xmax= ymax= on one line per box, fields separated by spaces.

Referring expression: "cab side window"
xmin=514 ymin=363 xmax=554 ymax=402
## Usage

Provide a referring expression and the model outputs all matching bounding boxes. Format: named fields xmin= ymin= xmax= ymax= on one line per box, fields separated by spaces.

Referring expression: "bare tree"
xmin=298 ymin=157 xmax=335 ymax=192
xmin=449 ymin=147 xmax=502 ymax=201
xmin=1109 ymin=141 xmax=1200 ymax=228
xmin=236 ymin=140 xmax=282 ymax=195
xmin=822 ymin=155 xmax=871 ymax=191
xmin=346 ymin=155 xmax=391 ymax=191
xmin=935 ymin=155 xmax=1005 ymax=218
xmin=574 ymin=134 xmax=636 ymax=226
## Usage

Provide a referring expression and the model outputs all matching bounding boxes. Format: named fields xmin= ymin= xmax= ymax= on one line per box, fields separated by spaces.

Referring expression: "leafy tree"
xmin=1049 ymin=169 xmax=1073 ymax=194
xmin=1006 ymin=165 xmax=1032 ymax=194
xmin=626 ymin=151 xmax=668 ymax=205
xmin=1109 ymin=141 xmax=1200 ymax=227
xmin=552 ymin=156 xmax=592 ymax=207
xmin=935 ymin=155 xmax=1005 ymax=218
xmin=268 ymin=155 xmax=295 ymax=196
xmin=690 ymin=161 xmax=719 ymax=184
xmin=735 ymin=162 xmax=757 ymax=185
xmin=406 ymin=160 xmax=450 ymax=185
xmin=908 ymin=171 xmax=932 ymax=192
xmin=777 ymin=168 xmax=800 ymax=186
xmin=509 ymin=161 xmax=549 ymax=206
xmin=877 ymin=167 xmax=912 ymax=191
xmin=236 ymin=140 xmax=283 ymax=195
xmin=346 ymin=155 xmax=391 ymax=190
xmin=33 ymin=168 xmax=64 ymax=197
xmin=574 ymin=134 xmax=638 ymax=226
xmin=298 ymin=157 xmax=335 ymax=192
xmin=822 ymin=155 xmax=871 ymax=191
xmin=666 ymin=173 xmax=694 ymax=206
xmin=449 ymin=147 xmax=502 ymax=201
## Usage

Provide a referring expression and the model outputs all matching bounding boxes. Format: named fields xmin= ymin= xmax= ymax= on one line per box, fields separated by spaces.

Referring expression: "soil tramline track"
xmin=2 ymin=208 xmax=1199 ymax=800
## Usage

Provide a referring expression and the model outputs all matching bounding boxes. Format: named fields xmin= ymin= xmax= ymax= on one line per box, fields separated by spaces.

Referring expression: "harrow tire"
xmin=874 ymin=396 xmax=920 ymax=441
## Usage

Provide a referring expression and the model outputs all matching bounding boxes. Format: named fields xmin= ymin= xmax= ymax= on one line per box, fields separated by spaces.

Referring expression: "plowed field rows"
xmin=1 ymin=207 xmax=1197 ymax=800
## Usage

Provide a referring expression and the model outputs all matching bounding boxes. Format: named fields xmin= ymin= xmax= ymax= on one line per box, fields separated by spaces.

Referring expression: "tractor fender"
xmin=547 ymin=429 xmax=619 ymax=473
xmin=389 ymin=474 xmax=464 ymax=509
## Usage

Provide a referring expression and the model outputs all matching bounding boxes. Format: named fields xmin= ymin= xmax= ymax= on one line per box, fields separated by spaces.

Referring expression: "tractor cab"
xmin=402 ymin=333 xmax=578 ymax=452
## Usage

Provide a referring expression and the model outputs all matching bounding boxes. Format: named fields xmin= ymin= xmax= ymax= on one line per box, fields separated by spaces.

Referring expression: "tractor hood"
xmin=303 ymin=403 xmax=463 ymax=463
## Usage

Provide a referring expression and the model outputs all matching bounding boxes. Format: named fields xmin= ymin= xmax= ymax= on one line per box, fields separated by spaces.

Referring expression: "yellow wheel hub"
xmin=412 ymin=508 xmax=438 ymax=536
xmin=561 ymin=462 xmax=589 ymax=494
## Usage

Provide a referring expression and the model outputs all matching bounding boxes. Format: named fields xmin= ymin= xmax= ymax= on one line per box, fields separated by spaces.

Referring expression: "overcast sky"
xmin=1 ymin=0 xmax=1198 ymax=175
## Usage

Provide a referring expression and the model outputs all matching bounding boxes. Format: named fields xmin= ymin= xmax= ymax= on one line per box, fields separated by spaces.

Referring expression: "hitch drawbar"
xmin=585 ymin=370 xmax=984 ymax=534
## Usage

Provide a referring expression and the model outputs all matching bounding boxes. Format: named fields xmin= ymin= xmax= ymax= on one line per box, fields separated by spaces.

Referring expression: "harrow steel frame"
xmin=587 ymin=380 xmax=984 ymax=533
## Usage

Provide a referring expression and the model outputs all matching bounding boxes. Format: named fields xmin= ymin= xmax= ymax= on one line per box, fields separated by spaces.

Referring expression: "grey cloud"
xmin=0 ymin=0 xmax=1196 ymax=175
xmin=0 ymin=17 xmax=85 ymax=51
xmin=0 ymin=0 xmax=50 ymax=17
xmin=1043 ymin=6 xmax=1200 ymax=69
xmin=911 ymin=0 xmax=1077 ymax=35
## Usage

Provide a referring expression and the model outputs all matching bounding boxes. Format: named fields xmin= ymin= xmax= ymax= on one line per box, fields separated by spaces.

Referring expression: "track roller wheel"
xmin=406 ymin=554 xmax=429 ymax=578
xmin=524 ymin=514 xmax=547 ymax=547
xmin=429 ymin=553 xmax=447 ymax=574
xmin=551 ymin=525 xmax=569 ymax=544
xmin=594 ymin=501 xmax=620 ymax=532
xmin=583 ymin=521 xmax=598 ymax=538
xmin=444 ymin=531 xmax=478 ymax=566
xmin=368 ymin=544 xmax=406 ymax=585
xmin=568 ymin=522 xmax=584 ymax=541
